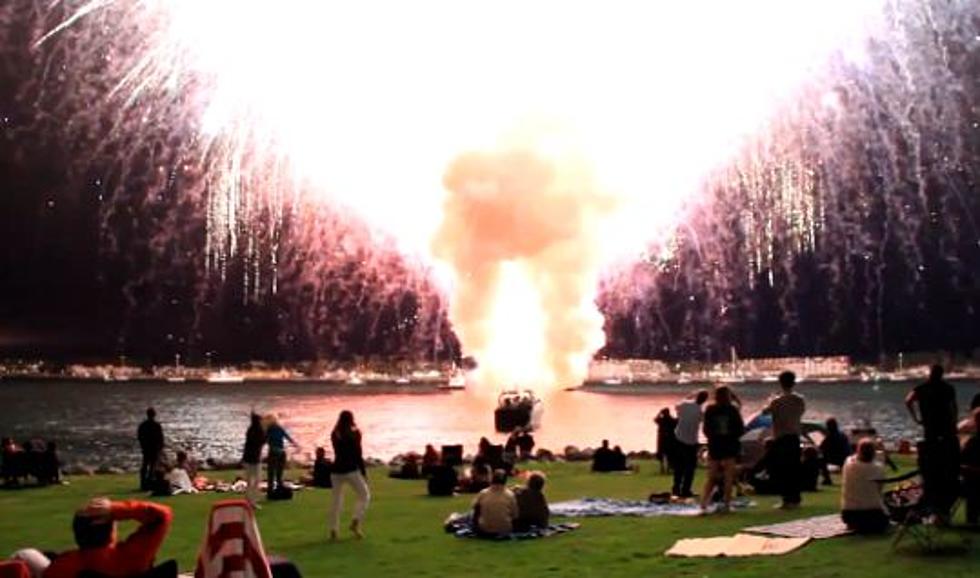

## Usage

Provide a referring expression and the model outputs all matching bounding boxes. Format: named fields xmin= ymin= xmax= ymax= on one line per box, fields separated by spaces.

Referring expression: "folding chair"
xmin=885 ymin=478 xmax=963 ymax=553
xmin=194 ymin=500 xmax=273 ymax=578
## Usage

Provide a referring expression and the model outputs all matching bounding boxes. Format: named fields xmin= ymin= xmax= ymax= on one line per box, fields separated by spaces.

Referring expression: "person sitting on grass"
xmin=166 ymin=450 xmax=198 ymax=495
xmin=513 ymin=472 xmax=549 ymax=531
xmin=472 ymin=469 xmax=517 ymax=537
xmin=819 ymin=418 xmax=852 ymax=472
xmin=517 ymin=430 xmax=536 ymax=461
xmin=312 ymin=447 xmax=333 ymax=488
xmin=591 ymin=440 xmax=615 ymax=472
xmin=422 ymin=444 xmax=440 ymax=476
xmin=800 ymin=446 xmax=823 ymax=493
xmin=10 ymin=497 xmax=172 ymax=578
xmin=840 ymin=439 xmax=889 ymax=534
xmin=458 ymin=462 xmax=491 ymax=493
xmin=961 ymin=408 xmax=980 ymax=527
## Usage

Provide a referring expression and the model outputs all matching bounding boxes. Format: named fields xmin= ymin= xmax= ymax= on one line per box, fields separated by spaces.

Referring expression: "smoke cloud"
xmin=434 ymin=147 xmax=615 ymax=391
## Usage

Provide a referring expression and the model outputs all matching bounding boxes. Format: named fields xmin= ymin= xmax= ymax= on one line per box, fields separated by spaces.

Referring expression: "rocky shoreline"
xmin=58 ymin=446 xmax=657 ymax=476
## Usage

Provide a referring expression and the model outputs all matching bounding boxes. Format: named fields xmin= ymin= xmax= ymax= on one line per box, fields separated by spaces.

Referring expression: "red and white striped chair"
xmin=194 ymin=500 xmax=272 ymax=578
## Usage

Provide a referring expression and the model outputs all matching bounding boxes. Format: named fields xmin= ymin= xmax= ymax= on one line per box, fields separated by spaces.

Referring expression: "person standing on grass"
xmin=137 ymin=407 xmax=164 ymax=491
xmin=906 ymin=364 xmax=960 ymax=521
xmin=265 ymin=415 xmax=298 ymax=497
xmin=241 ymin=413 xmax=265 ymax=508
xmin=329 ymin=410 xmax=370 ymax=540
xmin=700 ymin=385 xmax=744 ymax=513
xmin=654 ymin=407 xmax=678 ymax=475
xmin=766 ymin=371 xmax=806 ymax=509
xmin=673 ymin=390 xmax=709 ymax=498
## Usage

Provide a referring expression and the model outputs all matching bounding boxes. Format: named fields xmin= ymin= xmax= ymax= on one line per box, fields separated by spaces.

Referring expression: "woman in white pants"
xmin=329 ymin=410 xmax=370 ymax=540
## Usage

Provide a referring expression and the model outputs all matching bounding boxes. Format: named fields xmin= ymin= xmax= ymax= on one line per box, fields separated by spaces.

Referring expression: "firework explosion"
xmin=1 ymin=1 xmax=978 ymax=385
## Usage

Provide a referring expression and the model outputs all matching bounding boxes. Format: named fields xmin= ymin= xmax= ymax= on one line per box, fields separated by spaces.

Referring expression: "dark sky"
xmin=1 ymin=3 xmax=979 ymax=365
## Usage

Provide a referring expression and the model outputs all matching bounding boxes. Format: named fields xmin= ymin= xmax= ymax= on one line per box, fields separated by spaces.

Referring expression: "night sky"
xmin=1 ymin=4 xmax=979 ymax=365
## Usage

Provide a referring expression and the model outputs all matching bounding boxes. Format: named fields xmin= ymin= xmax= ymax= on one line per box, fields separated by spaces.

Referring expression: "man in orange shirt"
xmin=11 ymin=498 xmax=172 ymax=578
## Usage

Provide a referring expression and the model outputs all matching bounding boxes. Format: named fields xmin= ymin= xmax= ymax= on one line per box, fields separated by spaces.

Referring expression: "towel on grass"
xmin=550 ymin=497 xmax=752 ymax=518
xmin=742 ymin=514 xmax=852 ymax=539
xmin=444 ymin=513 xmax=580 ymax=540
xmin=666 ymin=533 xmax=811 ymax=557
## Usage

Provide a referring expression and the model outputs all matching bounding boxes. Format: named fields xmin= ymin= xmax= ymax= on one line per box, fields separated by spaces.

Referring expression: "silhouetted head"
xmin=315 ymin=447 xmax=326 ymax=459
xmin=46 ymin=440 xmax=57 ymax=452
xmin=713 ymin=385 xmax=733 ymax=405
xmin=779 ymin=371 xmax=796 ymax=390
xmin=825 ymin=417 xmax=840 ymax=434
xmin=613 ymin=445 xmax=623 ymax=454
xmin=857 ymin=438 xmax=876 ymax=463
xmin=146 ymin=407 xmax=156 ymax=420
xmin=527 ymin=472 xmax=546 ymax=492
xmin=491 ymin=469 xmax=507 ymax=486
xmin=250 ymin=413 xmax=262 ymax=428
xmin=695 ymin=390 xmax=709 ymax=405
xmin=929 ymin=364 xmax=944 ymax=382
xmin=72 ymin=503 xmax=114 ymax=550
xmin=601 ymin=439 xmax=610 ymax=449
xmin=334 ymin=410 xmax=355 ymax=434
xmin=176 ymin=450 xmax=188 ymax=466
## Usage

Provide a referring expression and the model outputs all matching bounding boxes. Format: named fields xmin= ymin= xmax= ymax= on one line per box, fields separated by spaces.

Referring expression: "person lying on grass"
xmin=9 ymin=497 xmax=172 ymax=578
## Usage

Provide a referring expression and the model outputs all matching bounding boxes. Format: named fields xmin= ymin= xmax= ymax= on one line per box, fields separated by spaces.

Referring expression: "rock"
xmin=64 ymin=464 xmax=95 ymax=476
xmin=534 ymin=448 xmax=556 ymax=461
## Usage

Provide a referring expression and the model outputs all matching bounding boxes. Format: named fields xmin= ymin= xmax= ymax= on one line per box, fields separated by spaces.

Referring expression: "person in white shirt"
xmin=672 ymin=390 xmax=709 ymax=498
xmin=840 ymin=439 xmax=889 ymax=534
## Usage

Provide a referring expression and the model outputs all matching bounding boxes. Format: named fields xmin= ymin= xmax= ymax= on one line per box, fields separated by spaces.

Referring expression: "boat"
xmin=165 ymin=376 xmax=187 ymax=384
xmin=394 ymin=376 xmax=411 ymax=385
xmin=494 ymin=389 xmax=543 ymax=432
xmin=439 ymin=371 xmax=467 ymax=390
xmin=346 ymin=373 xmax=365 ymax=386
xmin=206 ymin=369 xmax=245 ymax=384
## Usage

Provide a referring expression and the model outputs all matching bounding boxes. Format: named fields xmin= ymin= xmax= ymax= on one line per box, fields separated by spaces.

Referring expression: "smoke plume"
xmin=434 ymin=147 xmax=614 ymax=391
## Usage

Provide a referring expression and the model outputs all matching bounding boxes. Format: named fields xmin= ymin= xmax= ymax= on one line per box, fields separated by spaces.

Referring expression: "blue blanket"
xmin=549 ymin=497 xmax=753 ymax=518
xmin=444 ymin=513 xmax=580 ymax=540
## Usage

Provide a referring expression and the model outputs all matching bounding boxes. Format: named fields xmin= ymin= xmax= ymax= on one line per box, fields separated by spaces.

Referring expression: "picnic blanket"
xmin=742 ymin=514 xmax=852 ymax=539
xmin=549 ymin=497 xmax=752 ymax=518
xmin=444 ymin=513 xmax=580 ymax=540
xmin=666 ymin=533 xmax=811 ymax=557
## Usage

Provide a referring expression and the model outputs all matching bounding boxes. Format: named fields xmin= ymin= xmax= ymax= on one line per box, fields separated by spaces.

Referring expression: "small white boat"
xmin=165 ymin=376 xmax=187 ymax=384
xmin=394 ymin=376 xmax=411 ymax=385
xmin=439 ymin=371 xmax=466 ymax=390
xmin=206 ymin=370 xmax=245 ymax=384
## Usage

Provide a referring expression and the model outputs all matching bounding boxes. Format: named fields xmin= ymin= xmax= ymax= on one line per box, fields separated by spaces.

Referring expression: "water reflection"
xmin=0 ymin=380 xmax=975 ymax=470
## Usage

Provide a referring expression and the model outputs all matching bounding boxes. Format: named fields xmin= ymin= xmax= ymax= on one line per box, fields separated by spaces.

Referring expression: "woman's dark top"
xmin=702 ymin=403 xmax=744 ymax=460
xmin=819 ymin=431 xmax=852 ymax=467
xmin=242 ymin=424 xmax=265 ymax=465
xmin=331 ymin=428 xmax=365 ymax=475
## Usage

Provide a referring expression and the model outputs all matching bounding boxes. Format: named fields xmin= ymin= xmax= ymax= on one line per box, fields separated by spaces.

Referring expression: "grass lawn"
xmin=0 ymin=459 xmax=976 ymax=577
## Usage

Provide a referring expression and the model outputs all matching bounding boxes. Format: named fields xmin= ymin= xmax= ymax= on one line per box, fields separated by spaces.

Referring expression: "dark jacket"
xmin=331 ymin=429 xmax=365 ymax=475
xmin=242 ymin=424 xmax=265 ymax=465
xmin=137 ymin=420 xmax=164 ymax=455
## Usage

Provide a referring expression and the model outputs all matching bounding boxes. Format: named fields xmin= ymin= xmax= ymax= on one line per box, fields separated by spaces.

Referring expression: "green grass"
xmin=1 ymin=460 xmax=976 ymax=577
